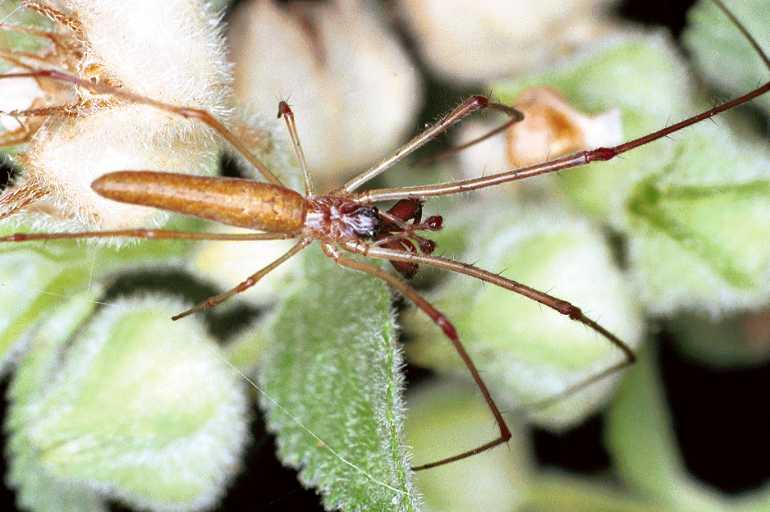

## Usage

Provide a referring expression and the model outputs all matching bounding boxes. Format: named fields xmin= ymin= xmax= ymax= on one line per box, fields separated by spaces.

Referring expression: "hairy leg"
xmin=172 ymin=238 xmax=309 ymax=320
xmin=415 ymin=103 xmax=527 ymax=167
xmin=346 ymin=242 xmax=636 ymax=409
xmin=277 ymin=101 xmax=314 ymax=196
xmin=342 ymin=96 xmax=523 ymax=193
xmin=323 ymin=243 xmax=512 ymax=470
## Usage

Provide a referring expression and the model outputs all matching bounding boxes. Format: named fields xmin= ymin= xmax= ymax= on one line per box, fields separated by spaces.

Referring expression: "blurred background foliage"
xmin=0 ymin=0 xmax=768 ymax=511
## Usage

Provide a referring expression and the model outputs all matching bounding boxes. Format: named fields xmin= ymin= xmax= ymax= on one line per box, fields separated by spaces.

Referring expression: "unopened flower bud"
xmin=1 ymin=0 xmax=231 ymax=236
xmin=398 ymin=0 xmax=617 ymax=83
xmin=230 ymin=0 xmax=422 ymax=187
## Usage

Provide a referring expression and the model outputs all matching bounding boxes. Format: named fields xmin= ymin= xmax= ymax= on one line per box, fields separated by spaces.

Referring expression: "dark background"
xmin=2 ymin=0 xmax=769 ymax=510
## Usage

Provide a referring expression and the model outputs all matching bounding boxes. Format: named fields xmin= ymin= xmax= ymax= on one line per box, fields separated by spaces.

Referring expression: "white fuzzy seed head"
xmin=2 ymin=0 xmax=232 ymax=234
xmin=60 ymin=0 xmax=232 ymax=139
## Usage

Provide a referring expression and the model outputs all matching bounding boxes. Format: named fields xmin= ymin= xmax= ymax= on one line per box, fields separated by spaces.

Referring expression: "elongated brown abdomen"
xmin=92 ymin=171 xmax=306 ymax=233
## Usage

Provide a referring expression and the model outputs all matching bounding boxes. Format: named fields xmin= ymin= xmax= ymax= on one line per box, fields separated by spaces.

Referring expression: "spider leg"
xmin=415 ymin=103 xmax=524 ymax=167
xmin=346 ymin=242 xmax=636 ymax=411
xmin=0 ymin=69 xmax=285 ymax=187
xmin=171 ymin=238 xmax=309 ymax=320
xmin=322 ymin=242 xmax=512 ymax=471
xmin=277 ymin=101 xmax=314 ymax=196
xmin=342 ymin=96 xmax=523 ymax=193
xmin=0 ymin=229 xmax=296 ymax=243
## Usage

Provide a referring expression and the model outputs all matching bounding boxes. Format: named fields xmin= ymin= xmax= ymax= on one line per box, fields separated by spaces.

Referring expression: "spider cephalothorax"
xmin=303 ymin=196 xmax=442 ymax=278
xmin=304 ymin=196 xmax=384 ymax=241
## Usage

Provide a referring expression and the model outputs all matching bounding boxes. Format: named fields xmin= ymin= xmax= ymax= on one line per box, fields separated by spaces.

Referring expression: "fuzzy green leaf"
xmin=402 ymin=200 xmax=644 ymax=430
xmin=626 ymin=122 xmax=770 ymax=314
xmin=0 ymin=243 xmax=91 ymax=376
xmin=492 ymin=35 xmax=696 ymax=227
xmin=259 ymin=245 xmax=419 ymax=511
xmin=6 ymin=289 xmax=107 ymax=512
xmin=493 ymin=32 xmax=770 ymax=315
xmin=9 ymin=295 xmax=249 ymax=512
xmin=0 ymin=218 xmax=197 ymax=377
xmin=684 ymin=0 xmax=770 ymax=113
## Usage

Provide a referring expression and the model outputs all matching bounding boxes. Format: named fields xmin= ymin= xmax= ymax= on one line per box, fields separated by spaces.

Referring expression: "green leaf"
xmin=0 ymin=244 xmax=91 ymax=376
xmin=684 ymin=0 xmax=770 ymax=114
xmin=525 ymin=474 xmax=664 ymax=512
xmin=605 ymin=345 xmax=685 ymax=501
xmin=9 ymin=295 xmax=249 ymax=512
xmin=605 ymin=344 xmax=732 ymax=511
xmin=406 ymin=380 xmax=530 ymax=512
xmin=492 ymin=35 xmax=697 ymax=226
xmin=6 ymin=288 xmax=107 ymax=512
xmin=402 ymin=199 xmax=644 ymax=429
xmin=259 ymin=245 xmax=419 ymax=511
xmin=626 ymin=122 xmax=770 ymax=314
xmin=0 ymin=218 xmax=198 ymax=377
